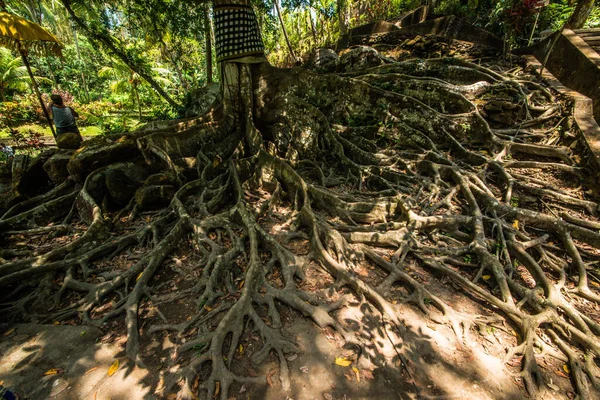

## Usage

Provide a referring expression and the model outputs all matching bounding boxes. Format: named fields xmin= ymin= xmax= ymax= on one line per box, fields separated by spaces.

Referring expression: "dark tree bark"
xmin=566 ymin=0 xmax=595 ymax=29
xmin=203 ymin=3 xmax=214 ymax=84
xmin=274 ymin=0 xmax=298 ymax=63
xmin=60 ymin=0 xmax=180 ymax=109
xmin=336 ymin=0 xmax=348 ymax=35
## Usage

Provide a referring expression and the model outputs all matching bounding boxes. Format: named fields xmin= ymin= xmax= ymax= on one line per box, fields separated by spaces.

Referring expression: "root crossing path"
xmin=1 ymin=38 xmax=600 ymax=400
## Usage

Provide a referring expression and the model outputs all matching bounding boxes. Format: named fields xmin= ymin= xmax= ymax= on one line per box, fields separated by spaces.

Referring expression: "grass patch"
xmin=0 ymin=123 xmax=104 ymax=140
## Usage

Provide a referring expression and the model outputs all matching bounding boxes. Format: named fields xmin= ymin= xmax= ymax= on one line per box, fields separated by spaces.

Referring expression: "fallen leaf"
xmin=204 ymin=305 xmax=213 ymax=312
xmin=323 ymin=394 xmax=333 ymax=400
xmin=247 ymin=368 xmax=258 ymax=377
xmin=555 ymin=369 xmax=569 ymax=379
xmin=214 ymin=381 xmax=221 ymax=398
xmin=85 ymin=367 xmax=99 ymax=375
xmin=344 ymin=372 xmax=354 ymax=381
xmin=266 ymin=369 xmax=276 ymax=387
xmin=45 ymin=368 xmax=64 ymax=376
xmin=563 ymin=364 xmax=570 ymax=374
xmin=108 ymin=359 xmax=119 ymax=377
xmin=286 ymin=354 xmax=298 ymax=361
xmin=136 ymin=272 xmax=143 ymax=282
xmin=547 ymin=383 xmax=560 ymax=391
xmin=352 ymin=367 xmax=361 ymax=382
xmin=592 ymin=281 xmax=600 ymax=287
xmin=482 ymin=275 xmax=492 ymax=281
xmin=300 ymin=366 xmax=309 ymax=374
xmin=512 ymin=220 xmax=520 ymax=230
xmin=238 ymin=280 xmax=245 ymax=289
xmin=335 ymin=357 xmax=352 ymax=367
xmin=53 ymin=321 xmax=60 ymax=325
xmin=239 ymin=384 xmax=247 ymax=394
xmin=238 ymin=344 xmax=244 ymax=354
xmin=3 ymin=328 xmax=16 ymax=336
xmin=362 ymin=370 xmax=374 ymax=380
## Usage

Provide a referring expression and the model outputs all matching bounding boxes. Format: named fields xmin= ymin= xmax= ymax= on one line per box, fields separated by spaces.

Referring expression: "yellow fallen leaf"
xmin=563 ymin=364 xmax=570 ymax=374
xmin=53 ymin=321 xmax=60 ymax=325
xmin=204 ymin=305 xmax=213 ymax=312
xmin=3 ymin=328 xmax=15 ymax=336
xmin=592 ymin=281 xmax=600 ymax=287
xmin=44 ymin=368 xmax=62 ymax=376
xmin=238 ymin=280 xmax=245 ymax=289
xmin=482 ymin=275 xmax=492 ymax=281
xmin=136 ymin=272 xmax=143 ymax=282
xmin=108 ymin=359 xmax=119 ymax=377
xmin=214 ymin=381 xmax=221 ymax=398
xmin=352 ymin=367 xmax=361 ymax=382
xmin=512 ymin=220 xmax=519 ymax=230
xmin=238 ymin=344 xmax=244 ymax=354
xmin=335 ymin=357 xmax=352 ymax=367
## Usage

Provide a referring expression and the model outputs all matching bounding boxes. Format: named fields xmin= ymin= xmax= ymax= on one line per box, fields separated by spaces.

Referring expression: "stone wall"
xmin=532 ymin=29 xmax=600 ymax=123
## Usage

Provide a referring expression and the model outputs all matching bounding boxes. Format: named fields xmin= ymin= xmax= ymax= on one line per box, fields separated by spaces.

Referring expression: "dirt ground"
xmin=0 ymin=261 xmax=572 ymax=400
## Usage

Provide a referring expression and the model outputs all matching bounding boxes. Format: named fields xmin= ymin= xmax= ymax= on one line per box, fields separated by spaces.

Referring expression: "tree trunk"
xmin=566 ymin=0 xmax=595 ymax=29
xmin=203 ymin=3 xmax=214 ymax=84
xmin=337 ymin=0 xmax=348 ymax=36
xmin=308 ymin=7 xmax=318 ymax=45
xmin=135 ymin=85 xmax=142 ymax=120
xmin=61 ymin=0 xmax=180 ymax=109
xmin=274 ymin=0 xmax=298 ymax=64
xmin=71 ymin=26 xmax=91 ymax=102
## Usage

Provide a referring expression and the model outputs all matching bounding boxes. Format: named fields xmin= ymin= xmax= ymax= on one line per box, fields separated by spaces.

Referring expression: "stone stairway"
xmin=574 ymin=28 xmax=600 ymax=54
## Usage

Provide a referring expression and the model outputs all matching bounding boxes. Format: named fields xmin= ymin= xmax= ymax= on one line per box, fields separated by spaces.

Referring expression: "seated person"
xmin=49 ymin=94 xmax=83 ymax=149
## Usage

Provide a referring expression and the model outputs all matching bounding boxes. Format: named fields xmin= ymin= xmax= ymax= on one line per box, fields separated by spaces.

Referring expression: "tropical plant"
xmin=98 ymin=60 xmax=173 ymax=119
xmin=0 ymin=48 xmax=52 ymax=101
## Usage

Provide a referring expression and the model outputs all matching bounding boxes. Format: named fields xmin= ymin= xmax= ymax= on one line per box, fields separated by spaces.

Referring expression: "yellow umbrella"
xmin=0 ymin=12 xmax=64 ymax=138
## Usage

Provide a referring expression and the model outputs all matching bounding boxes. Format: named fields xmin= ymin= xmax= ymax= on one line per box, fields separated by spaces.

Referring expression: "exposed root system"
xmin=1 ymin=41 xmax=600 ymax=399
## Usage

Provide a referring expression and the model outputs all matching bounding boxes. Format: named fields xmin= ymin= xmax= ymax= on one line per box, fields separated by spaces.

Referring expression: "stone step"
xmin=577 ymin=31 xmax=600 ymax=38
xmin=574 ymin=28 xmax=600 ymax=34
xmin=583 ymin=36 xmax=600 ymax=45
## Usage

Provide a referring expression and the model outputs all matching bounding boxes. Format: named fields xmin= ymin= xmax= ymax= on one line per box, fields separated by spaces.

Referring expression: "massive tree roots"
xmin=2 ymin=42 xmax=600 ymax=399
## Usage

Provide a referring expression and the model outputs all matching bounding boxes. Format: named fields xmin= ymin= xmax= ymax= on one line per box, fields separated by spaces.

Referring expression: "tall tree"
xmin=566 ymin=0 xmax=595 ymax=29
xmin=60 ymin=0 xmax=180 ymax=108
xmin=274 ymin=0 xmax=298 ymax=63
xmin=203 ymin=3 xmax=214 ymax=83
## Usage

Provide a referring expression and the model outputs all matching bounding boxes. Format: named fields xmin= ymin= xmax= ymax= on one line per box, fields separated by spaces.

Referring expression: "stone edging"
xmin=524 ymin=55 xmax=600 ymax=176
